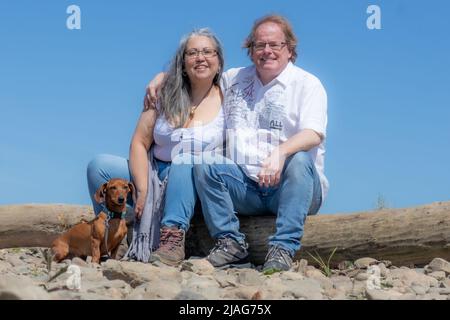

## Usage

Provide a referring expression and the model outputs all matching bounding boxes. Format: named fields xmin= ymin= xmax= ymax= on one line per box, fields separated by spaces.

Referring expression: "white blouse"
xmin=153 ymin=106 xmax=225 ymax=162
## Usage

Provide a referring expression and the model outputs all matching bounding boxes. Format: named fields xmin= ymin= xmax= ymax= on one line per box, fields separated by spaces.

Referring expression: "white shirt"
xmin=153 ymin=106 xmax=225 ymax=162
xmin=221 ymin=62 xmax=329 ymax=200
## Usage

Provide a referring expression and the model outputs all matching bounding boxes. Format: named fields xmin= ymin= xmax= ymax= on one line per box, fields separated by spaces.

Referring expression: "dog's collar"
xmin=100 ymin=203 xmax=127 ymax=220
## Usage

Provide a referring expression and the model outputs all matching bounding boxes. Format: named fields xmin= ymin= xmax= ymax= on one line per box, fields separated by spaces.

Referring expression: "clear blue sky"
xmin=1 ymin=0 xmax=449 ymax=214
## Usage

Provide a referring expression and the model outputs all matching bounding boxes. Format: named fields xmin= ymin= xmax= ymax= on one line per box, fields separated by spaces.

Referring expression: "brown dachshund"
xmin=51 ymin=178 xmax=134 ymax=263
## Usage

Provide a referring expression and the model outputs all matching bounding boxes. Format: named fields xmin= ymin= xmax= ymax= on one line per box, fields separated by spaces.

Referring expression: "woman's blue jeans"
xmin=86 ymin=154 xmax=198 ymax=231
xmin=192 ymin=151 xmax=322 ymax=256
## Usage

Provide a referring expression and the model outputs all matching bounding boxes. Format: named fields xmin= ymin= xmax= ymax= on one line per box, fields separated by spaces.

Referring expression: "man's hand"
xmin=143 ymin=72 xmax=166 ymax=111
xmin=257 ymin=148 xmax=287 ymax=188
xmin=134 ymin=190 xmax=147 ymax=220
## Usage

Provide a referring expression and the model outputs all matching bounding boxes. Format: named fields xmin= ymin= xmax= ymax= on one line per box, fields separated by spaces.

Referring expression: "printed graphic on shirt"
xmin=258 ymin=90 xmax=286 ymax=132
xmin=225 ymin=75 xmax=287 ymax=134
xmin=224 ymin=76 xmax=256 ymax=129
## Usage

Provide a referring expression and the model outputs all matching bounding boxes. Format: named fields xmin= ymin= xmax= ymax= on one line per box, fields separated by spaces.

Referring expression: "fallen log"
xmin=1 ymin=202 xmax=449 ymax=267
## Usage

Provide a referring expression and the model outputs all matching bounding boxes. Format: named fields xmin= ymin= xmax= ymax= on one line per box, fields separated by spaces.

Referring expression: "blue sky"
xmin=1 ymin=0 xmax=449 ymax=214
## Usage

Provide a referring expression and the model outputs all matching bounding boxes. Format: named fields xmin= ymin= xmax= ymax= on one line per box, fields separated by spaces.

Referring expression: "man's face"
xmin=251 ymin=22 xmax=292 ymax=84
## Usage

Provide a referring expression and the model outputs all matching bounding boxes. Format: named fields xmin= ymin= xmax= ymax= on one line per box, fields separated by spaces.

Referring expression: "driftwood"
xmin=1 ymin=202 xmax=449 ymax=267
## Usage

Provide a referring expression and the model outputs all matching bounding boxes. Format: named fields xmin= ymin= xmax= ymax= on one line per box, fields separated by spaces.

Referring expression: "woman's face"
xmin=184 ymin=36 xmax=220 ymax=85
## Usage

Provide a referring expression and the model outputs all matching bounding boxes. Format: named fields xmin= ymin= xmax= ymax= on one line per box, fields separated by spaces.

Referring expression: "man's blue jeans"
xmin=86 ymin=154 xmax=198 ymax=231
xmin=193 ymin=151 xmax=322 ymax=256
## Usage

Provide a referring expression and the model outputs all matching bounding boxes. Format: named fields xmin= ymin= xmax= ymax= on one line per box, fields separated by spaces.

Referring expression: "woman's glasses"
xmin=185 ymin=48 xmax=218 ymax=59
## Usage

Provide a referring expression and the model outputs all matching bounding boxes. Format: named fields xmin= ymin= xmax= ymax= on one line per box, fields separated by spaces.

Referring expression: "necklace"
xmin=189 ymin=84 xmax=214 ymax=119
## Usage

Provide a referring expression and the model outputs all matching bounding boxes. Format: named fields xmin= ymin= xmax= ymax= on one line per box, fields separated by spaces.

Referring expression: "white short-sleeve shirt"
xmin=221 ymin=62 xmax=329 ymax=200
xmin=153 ymin=106 xmax=225 ymax=162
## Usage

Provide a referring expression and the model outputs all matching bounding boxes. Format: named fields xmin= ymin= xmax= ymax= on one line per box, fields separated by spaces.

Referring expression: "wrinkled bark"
xmin=1 ymin=202 xmax=449 ymax=266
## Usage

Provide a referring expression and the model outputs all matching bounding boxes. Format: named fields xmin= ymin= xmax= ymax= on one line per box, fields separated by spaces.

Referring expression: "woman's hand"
xmin=143 ymin=72 xmax=166 ymax=111
xmin=257 ymin=148 xmax=287 ymax=188
xmin=134 ymin=190 xmax=147 ymax=220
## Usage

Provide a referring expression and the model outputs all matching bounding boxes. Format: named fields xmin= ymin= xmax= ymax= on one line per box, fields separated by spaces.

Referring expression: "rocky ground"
xmin=0 ymin=247 xmax=449 ymax=300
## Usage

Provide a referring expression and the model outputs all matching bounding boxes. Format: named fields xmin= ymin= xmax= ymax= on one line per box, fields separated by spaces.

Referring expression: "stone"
xmin=355 ymin=272 xmax=370 ymax=281
xmin=354 ymin=257 xmax=378 ymax=269
xmin=174 ymin=289 xmax=207 ymax=300
xmin=0 ymin=275 xmax=50 ymax=300
xmin=351 ymin=280 xmax=368 ymax=298
xmin=330 ymin=275 xmax=354 ymax=295
xmin=378 ymin=263 xmax=389 ymax=277
xmin=222 ymin=286 xmax=262 ymax=300
xmin=324 ymin=287 xmax=347 ymax=300
xmin=237 ymin=269 xmax=264 ymax=286
xmin=303 ymin=270 xmax=333 ymax=291
xmin=390 ymin=268 xmax=439 ymax=288
xmin=281 ymin=278 xmax=323 ymax=300
xmin=441 ymin=278 xmax=450 ymax=288
xmin=280 ymin=271 xmax=305 ymax=281
xmin=6 ymin=255 xmax=24 ymax=268
xmin=411 ymin=284 xmax=428 ymax=295
xmin=380 ymin=260 xmax=392 ymax=268
xmin=366 ymin=288 xmax=416 ymax=300
xmin=428 ymin=258 xmax=450 ymax=274
xmin=260 ymin=277 xmax=287 ymax=299
xmin=337 ymin=260 xmax=354 ymax=271
xmin=305 ymin=268 xmax=327 ymax=279
xmin=102 ymin=259 xmax=181 ymax=288
xmin=214 ymin=271 xmax=238 ymax=288
xmin=0 ymin=261 xmax=12 ymax=273
xmin=428 ymin=271 xmax=446 ymax=281
xmin=292 ymin=259 xmax=308 ymax=275
xmin=181 ymin=258 xmax=215 ymax=276
xmin=128 ymin=281 xmax=182 ymax=300
xmin=71 ymin=257 xmax=88 ymax=267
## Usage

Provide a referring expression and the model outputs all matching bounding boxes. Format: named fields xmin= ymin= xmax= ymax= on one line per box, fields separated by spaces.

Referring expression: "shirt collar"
xmin=255 ymin=61 xmax=293 ymax=89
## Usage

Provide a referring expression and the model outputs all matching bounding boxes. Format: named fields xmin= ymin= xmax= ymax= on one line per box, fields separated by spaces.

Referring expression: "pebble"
xmin=0 ymin=248 xmax=448 ymax=300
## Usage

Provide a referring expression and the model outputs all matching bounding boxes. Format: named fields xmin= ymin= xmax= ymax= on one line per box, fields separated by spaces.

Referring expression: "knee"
xmin=87 ymin=154 xmax=113 ymax=177
xmin=284 ymin=152 xmax=314 ymax=178
xmin=193 ymin=154 xmax=229 ymax=185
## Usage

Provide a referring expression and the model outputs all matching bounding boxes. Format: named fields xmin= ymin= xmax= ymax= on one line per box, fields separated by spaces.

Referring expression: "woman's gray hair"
xmin=159 ymin=28 xmax=224 ymax=128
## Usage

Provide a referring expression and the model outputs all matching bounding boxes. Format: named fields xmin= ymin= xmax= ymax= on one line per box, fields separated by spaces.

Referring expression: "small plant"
xmin=306 ymin=247 xmax=338 ymax=277
xmin=47 ymin=265 xmax=69 ymax=283
xmin=39 ymin=248 xmax=69 ymax=283
xmin=39 ymin=248 xmax=53 ymax=275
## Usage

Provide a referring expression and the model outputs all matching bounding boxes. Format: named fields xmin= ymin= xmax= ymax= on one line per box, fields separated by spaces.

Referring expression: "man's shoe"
xmin=151 ymin=226 xmax=185 ymax=266
xmin=262 ymin=245 xmax=293 ymax=275
xmin=206 ymin=237 xmax=250 ymax=269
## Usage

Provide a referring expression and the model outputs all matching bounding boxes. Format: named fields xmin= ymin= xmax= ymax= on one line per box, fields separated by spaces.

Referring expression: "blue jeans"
xmin=86 ymin=154 xmax=198 ymax=231
xmin=193 ymin=151 xmax=322 ymax=256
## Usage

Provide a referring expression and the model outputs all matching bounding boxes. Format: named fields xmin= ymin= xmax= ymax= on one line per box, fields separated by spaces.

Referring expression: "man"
xmin=145 ymin=15 xmax=328 ymax=274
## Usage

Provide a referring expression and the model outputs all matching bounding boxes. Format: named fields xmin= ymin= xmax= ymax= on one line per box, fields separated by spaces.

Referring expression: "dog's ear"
xmin=128 ymin=182 xmax=136 ymax=204
xmin=94 ymin=182 xmax=108 ymax=203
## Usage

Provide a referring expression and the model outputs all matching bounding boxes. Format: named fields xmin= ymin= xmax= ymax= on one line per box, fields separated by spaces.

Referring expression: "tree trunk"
xmin=0 ymin=204 xmax=94 ymax=248
xmin=186 ymin=201 xmax=450 ymax=267
xmin=1 ymin=202 xmax=449 ymax=267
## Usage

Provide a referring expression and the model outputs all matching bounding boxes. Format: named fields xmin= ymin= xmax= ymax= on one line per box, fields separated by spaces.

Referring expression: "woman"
xmin=87 ymin=28 xmax=225 ymax=265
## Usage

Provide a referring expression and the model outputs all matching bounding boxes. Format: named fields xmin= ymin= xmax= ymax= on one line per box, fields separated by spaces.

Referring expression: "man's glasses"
xmin=185 ymin=48 xmax=218 ymax=59
xmin=252 ymin=41 xmax=287 ymax=52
